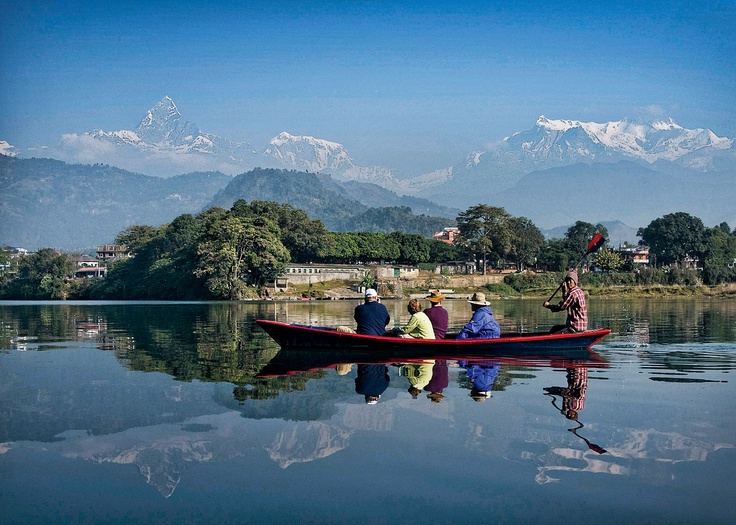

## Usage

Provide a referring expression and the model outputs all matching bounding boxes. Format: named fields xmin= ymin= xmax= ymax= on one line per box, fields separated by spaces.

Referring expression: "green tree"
xmin=537 ymin=238 xmax=571 ymax=272
xmin=702 ymin=226 xmax=736 ymax=284
xmin=595 ymin=248 xmax=623 ymax=272
xmin=195 ymin=215 xmax=290 ymax=299
xmin=389 ymin=231 xmax=432 ymax=265
xmin=115 ymin=225 xmax=159 ymax=254
xmin=638 ymin=212 xmax=706 ymax=267
xmin=508 ymin=217 xmax=545 ymax=271
xmin=230 ymin=200 xmax=332 ymax=262
xmin=456 ymin=205 xmax=513 ymax=273
xmin=564 ymin=221 xmax=609 ymax=258
xmin=428 ymin=239 xmax=464 ymax=263
xmin=8 ymin=248 xmax=75 ymax=299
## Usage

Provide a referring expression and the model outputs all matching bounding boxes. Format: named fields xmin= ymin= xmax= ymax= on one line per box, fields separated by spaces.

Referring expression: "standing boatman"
xmin=543 ymin=270 xmax=588 ymax=333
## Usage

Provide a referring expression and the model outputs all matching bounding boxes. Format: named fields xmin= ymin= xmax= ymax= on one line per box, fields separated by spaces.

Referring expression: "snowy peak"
xmin=134 ymin=96 xmax=201 ymax=145
xmin=0 ymin=140 xmax=18 ymax=157
xmin=509 ymin=115 xmax=733 ymax=163
xmin=264 ymin=132 xmax=355 ymax=173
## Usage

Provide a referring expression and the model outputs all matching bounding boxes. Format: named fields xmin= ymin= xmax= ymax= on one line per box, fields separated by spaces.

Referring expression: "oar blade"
xmin=587 ymin=233 xmax=606 ymax=254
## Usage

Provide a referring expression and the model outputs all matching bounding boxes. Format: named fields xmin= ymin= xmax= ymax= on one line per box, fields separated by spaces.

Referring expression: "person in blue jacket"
xmin=456 ymin=292 xmax=501 ymax=339
xmin=354 ymin=288 xmax=390 ymax=336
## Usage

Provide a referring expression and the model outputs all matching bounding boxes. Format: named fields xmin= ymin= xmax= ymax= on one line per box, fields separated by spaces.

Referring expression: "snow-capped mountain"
xmin=399 ymin=115 xmax=735 ymax=207
xmin=75 ymin=96 xmax=260 ymax=174
xmin=51 ymin=96 xmax=402 ymax=184
xmin=39 ymin=98 xmax=734 ymax=207
xmin=262 ymin=132 xmax=401 ymax=189
xmin=264 ymin=132 xmax=353 ymax=173
xmin=0 ymin=140 xmax=18 ymax=157
xmin=505 ymin=115 xmax=732 ymax=164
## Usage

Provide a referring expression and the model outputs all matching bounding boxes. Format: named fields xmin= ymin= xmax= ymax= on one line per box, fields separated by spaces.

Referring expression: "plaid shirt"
xmin=554 ymin=286 xmax=588 ymax=332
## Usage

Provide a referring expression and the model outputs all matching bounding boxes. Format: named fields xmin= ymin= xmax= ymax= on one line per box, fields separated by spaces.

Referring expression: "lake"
xmin=1 ymin=297 xmax=735 ymax=525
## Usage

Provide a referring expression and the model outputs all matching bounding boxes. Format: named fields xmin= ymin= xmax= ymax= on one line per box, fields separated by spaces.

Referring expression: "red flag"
xmin=587 ymin=233 xmax=606 ymax=254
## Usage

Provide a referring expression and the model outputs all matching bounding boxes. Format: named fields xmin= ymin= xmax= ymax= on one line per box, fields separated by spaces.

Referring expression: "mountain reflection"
xmin=1 ymin=300 xmax=735 ymax=504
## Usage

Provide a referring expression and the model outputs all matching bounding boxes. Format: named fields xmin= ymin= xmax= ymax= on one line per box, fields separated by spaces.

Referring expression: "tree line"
xmin=1 ymin=201 xmax=735 ymax=300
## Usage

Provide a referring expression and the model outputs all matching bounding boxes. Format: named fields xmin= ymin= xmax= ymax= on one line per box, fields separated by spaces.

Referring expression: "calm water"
xmin=1 ymin=298 xmax=735 ymax=525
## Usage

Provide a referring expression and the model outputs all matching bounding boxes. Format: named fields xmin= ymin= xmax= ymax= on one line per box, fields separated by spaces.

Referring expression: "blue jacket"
xmin=456 ymin=306 xmax=500 ymax=339
xmin=354 ymin=300 xmax=391 ymax=336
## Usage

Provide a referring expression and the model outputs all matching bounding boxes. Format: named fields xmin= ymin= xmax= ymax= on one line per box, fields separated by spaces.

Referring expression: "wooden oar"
xmin=545 ymin=233 xmax=606 ymax=303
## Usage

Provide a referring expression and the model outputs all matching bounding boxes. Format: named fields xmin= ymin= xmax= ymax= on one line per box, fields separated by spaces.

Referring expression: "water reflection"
xmin=1 ymin=299 xmax=735 ymax=523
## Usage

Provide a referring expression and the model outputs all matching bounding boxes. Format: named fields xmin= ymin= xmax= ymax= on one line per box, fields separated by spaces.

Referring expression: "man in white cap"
xmin=456 ymin=292 xmax=501 ymax=339
xmin=354 ymin=288 xmax=391 ymax=336
xmin=543 ymin=270 xmax=588 ymax=333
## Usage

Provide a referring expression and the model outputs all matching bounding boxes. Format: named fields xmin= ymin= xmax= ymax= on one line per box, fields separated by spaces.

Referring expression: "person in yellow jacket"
xmin=399 ymin=299 xmax=436 ymax=339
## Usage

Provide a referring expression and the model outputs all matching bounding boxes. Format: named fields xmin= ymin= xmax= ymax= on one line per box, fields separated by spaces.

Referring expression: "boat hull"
xmin=256 ymin=319 xmax=610 ymax=354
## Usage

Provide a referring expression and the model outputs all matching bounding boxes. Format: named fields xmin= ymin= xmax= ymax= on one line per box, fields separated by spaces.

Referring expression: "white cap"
xmin=365 ymin=288 xmax=377 ymax=297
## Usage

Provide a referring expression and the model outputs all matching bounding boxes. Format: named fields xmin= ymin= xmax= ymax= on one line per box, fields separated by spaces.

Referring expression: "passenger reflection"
xmin=544 ymin=367 xmax=607 ymax=454
xmin=459 ymin=360 xmax=500 ymax=402
xmin=336 ymin=363 xmax=354 ymax=376
xmin=424 ymin=359 xmax=449 ymax=403
xmin=355 ymin=364 xmax=390 ymax=404
xmin=398 ymin=361 xmax=435 ymax=399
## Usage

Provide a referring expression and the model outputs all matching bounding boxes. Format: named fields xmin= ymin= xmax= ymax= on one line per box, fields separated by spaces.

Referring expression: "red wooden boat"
xmin=256 ymin=320 xmax=610 ymax=377
xmin=256 ymin=319 xmax=610 ymax=353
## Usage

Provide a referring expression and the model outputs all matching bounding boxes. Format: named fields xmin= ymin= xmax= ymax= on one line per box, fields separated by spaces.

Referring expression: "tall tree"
xmin=638 ymin=212 xmax=706 ymax=267
xmin=15 ymin=248 xmax=74 ymax=299
xmin=701 ymin=226 xmax=736 ymax=284
xmin=508 ymin=217 xmax=545 ymax=271
xmin=195 ymin=215 xmax=289 ymax=299
xmin=456 ymin=205 xmax=513 ymax=273
xmin=564 ymin=221 xmax=609 ymax=258
xmin=230 ymin=200 xmax=331 ymax=262
xmin=595 ymin=248 xmax=623 ymax=272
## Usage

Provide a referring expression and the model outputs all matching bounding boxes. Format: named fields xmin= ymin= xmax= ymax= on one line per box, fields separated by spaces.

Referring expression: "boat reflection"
xmin=257 ymin=346 xmax=608 ymax=379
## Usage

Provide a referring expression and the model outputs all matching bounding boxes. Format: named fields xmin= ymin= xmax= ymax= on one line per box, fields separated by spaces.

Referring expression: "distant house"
xmin=281 ymin=264 xmax=364 ymax=286
xmin=96 ymin=244 xmax=130 ymax=263
xmin=435 ymin=260 xmax=476 ymax=275
xmin=376 ymin=265 xmax=420 ymax=280
xmin=70 ymin=254 xmax=100 ymax=268
xmin=74 ymin=266 xmax=108 ymax=279
xmin=617 ymin=245 xmax=650 ymax=266
xmin=432 ymin=227 xmax=459 ymax=245
xmin=682 ymin=255 xmax=702 ymax=270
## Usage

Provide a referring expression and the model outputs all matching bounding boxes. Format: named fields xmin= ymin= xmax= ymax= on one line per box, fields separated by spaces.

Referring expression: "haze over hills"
xmin=0 ymin=157 xmax=455 ymax=250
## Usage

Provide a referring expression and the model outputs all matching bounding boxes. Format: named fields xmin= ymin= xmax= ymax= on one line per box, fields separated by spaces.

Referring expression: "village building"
xmin=74 ymin=266 xmax=108 ymax=279
xmin=432 ymin=227 xmax=459 ymax=244
xmin=435 ymin=260 xmax=476 ymax=275
xmin=69 ymin=254 xmax=100 ymax=268
xmin=96 ymin=244 xmax=130 ymax=263
xmin=617 ymin=245 xmax=650 ymax=266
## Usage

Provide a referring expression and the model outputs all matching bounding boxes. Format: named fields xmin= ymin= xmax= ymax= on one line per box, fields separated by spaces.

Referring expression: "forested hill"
xmin=207 ymin=168 xmax=454 ymax=236
xmin=0 ymin=156 xmax=231 ymax=250
xmin=0 ymin=158 xmax=456 ymax=250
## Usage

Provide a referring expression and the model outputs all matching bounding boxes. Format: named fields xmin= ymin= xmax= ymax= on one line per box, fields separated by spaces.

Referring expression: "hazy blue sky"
xmin=1 ymin=0 xmax=734 ymax=174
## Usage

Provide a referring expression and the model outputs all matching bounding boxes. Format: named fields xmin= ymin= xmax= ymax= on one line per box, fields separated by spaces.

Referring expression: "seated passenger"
xmin=354 ymin=288 xmax=390 ymax=336
xmin=399 ymin=299 xmax=435 ymax=339
xmin=456 ymin=292 xmax=500 ymax=339
xmin=424 ymin=290 xmax=449 ymax=339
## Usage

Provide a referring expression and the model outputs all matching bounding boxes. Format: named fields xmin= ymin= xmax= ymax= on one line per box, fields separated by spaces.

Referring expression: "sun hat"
xmin=565 ymin=270 xmax=579 ymax=284
xmin=425 ymin=290 xmax=446 ymax=303
xmin=470 ymin=387 xmax=491 ymax=402
xmin=364 ymin=288 xmax=378 ymax=297
xmin=467 ymin=292 xmax=490 ymax=306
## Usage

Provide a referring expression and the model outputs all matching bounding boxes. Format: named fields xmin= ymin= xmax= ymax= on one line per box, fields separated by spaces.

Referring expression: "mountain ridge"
xmin=16 ymin=96 xmax=731 ymax=208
